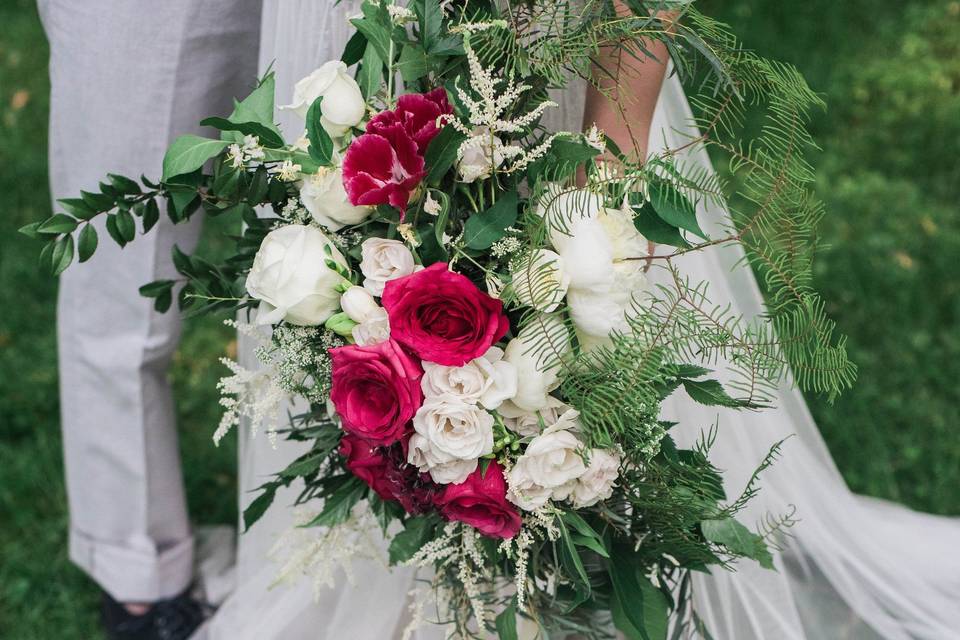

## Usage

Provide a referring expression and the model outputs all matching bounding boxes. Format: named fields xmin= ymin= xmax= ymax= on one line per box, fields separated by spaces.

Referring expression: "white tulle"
xmin=203 ymin=2 xmax=960 ymax=638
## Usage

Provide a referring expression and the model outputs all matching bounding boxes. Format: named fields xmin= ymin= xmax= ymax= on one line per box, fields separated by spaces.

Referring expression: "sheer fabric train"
xmin=204 ymin=2 xmax=960 ymax=637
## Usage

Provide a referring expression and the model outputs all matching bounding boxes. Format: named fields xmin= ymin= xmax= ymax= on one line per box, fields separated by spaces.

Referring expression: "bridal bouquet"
xmin=24 ymin=0 xmax=854 ymax=637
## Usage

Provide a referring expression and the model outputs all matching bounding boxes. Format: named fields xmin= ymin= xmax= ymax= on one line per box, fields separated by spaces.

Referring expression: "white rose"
xmin=407 ymin=434 xmax=477 ymax=484
xmin=570 ymin=448 xmax=621 ymax=508
xmin=421 ymin=347 xmax=517 ymax=410
xmin=359 ymin=237 xmax=416 ymax=296
xmin=351 ymin=308 xmax=390 ymax=346
xmin=567 ymin=265 xmax=647 ymax=339
xmin=413 ymin=396 xmax=495 ymax=461
xmin=511 ymin=249 xmax=570 ymax=313
xmin=245 ymin=225 xmax=347 ymax=326
xmin=339 ymin=286 xmax=380 ymax=323
xmin=503 ymin=315 xmax=571 ymax=412
xmin=300 ymin=169 xmax=372 ymax=231
xmin=499 ymin=395 xmax=570 ymax=438
xmin=281 ymin=61 xmax=366 ymax=133
xmin=507 ymin=411 xmax=586 ymax=510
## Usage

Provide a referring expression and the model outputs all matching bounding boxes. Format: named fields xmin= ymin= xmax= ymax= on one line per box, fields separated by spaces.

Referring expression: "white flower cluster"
xmin=408 ymin=347 xmax=518 ymax=484
xmin=227 ymin=134 xmax=266 ymax=169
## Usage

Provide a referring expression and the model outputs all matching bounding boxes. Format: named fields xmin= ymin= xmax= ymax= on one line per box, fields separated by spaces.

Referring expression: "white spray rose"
xmin=503 ymin=315 xmax=571 ymax=412
xmin=412 ymin=396 xmax=495 ymax=461
xmin=457 ymin=128 xmax=510 ymax=183
xmin=570 ymin=448 xmax=621 ymax=508
xmin=300 ymin=169 xmax=372 ymax=231
xmin=340 ymin=286 xmax=390 ymax=345
xmin=511 ymin=249 xmax=570 ymax=313
xmin=421 ymin=346 xmax=517 ymax=410
xmin=339 ymin=286 xmax=379 ymax=323
xmin=245 ymin=225 xmax=347 ymax=326
xmin=281 ymin=61 xmax=366 ymax=134
xmin=359 ymin=237 xmax=417 ymax=296
xmin=499 ymin=395 xmax=571 ymax=438
xmin=507 ymin=410 xmax=586 ymax=510
xmin=407 ymin=433 xmax=478 ymax=485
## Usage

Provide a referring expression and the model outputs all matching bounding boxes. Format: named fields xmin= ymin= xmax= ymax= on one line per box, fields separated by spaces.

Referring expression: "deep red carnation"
xmin=380 ymin=263 xmax=510 ymax=367
xmin=367 ymin=88 xmax=453 ymax=154
xmin=340 ymin=435 xmax=440 ymax=514
xmin=435 ymin=462 xmax=521 ymax=539
xmin=342 ymin=123 xmax=425 ymax=215
xmin=328 ymin=338 xmax=423 ymax=446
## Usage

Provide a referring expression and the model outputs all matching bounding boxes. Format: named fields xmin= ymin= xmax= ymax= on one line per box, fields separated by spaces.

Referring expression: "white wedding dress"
xmin=201 ymin=2 xmax=960 ymax=638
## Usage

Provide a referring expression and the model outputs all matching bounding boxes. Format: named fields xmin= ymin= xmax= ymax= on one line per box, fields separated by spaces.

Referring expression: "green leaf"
xmin=306 ymin=97 xmax=335 ymax=165
xmin=38 ymin=214 xmax=78 ymax=235
xmin=648 ymin=180 xmax=707 ymax=241
xmin=228 ymin=73 xmax=278 ymax=132
xmin=350 ymin=16 xmax=392 ymax=67
xmin=108 ymin=173 xmax=142 ymax=195
xmin=415 ymin=0 xmax=443 ymax=53
xmin=154 ymin=289 xmax=173 ymax=313
xmin=561 ymin=512 xmax=609 ymax=558
xmin=51 ymin=234 xmax=74 ymax=276
xmin=80 ymin=190 xmax=116 ymax=213
xmin=682 ymin=378 xmax=757 ymax=408
xmin=104 ymin=214 xmax=126 ymax=247
xmin=243 ymin=481 xmax=281 ymax=532
xmin=388 ymin=513 xmax=440 ymax=565
xmin=162 ymin=135 xmax=230 ymax=181
xmin=58 ymin=198 xmax=98 ymax=220
xmin=358 ymin=42 xmax=384 ymax=100
xmin=303 ymin=475 xmax=367 ymax=529
xmin=138 ymin=279 xmax=175 ymax=298
xmin=18 ymin=222 xmax=43 ymax=240
xmin=142 ymin=199 xmax=160 ymax=233
xmin=200 ymin=116 xmax=284 ymax=149
xmin=397 ymin=44 xmax=430 ymax=83
xmin=429 ymin=190 xmax=451 ymax=245
xmin=115 ymin=209 xmax=136 ymax=242
xmin=495 ymin=601 xmax=519 ymax=640
xmin=632 ymin=202 xmax=691 ymax=248
xmin=701 ymin=518 xmax=773 ymax=569
xmin=77 ymin=224 xmax=98 ymax=262
xmin=463 ymin=191 xmax=518 ymax=250
xmin=341 ymin=30 xmax=368 ymax=66
xmin=557 ymin=515 xmax=591 ymax=592
xmin=423 ymin=124 xmax=465 ymax=186
xmin=609 ymin=545 xmax=669 ymax=640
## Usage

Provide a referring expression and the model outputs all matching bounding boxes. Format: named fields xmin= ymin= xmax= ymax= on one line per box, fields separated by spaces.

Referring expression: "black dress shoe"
xmin=101 ymin=589 xmax=206 ymax=640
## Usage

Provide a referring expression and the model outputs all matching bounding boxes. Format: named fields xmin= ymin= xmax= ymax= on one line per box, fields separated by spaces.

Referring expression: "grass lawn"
xmin=1 ymin=0 xmax=958 ymax=637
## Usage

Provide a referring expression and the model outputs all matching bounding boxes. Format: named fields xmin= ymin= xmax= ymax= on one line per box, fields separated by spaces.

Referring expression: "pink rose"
xmin=381 ymin=263 xmax=510 ymax=367
xmin=329 ymin=338 xmax=423 ymax=445
xmin=367 ymin=88 xmax=453 ymax=154
xmin=342 ymin=123 xmax=425 ymax=215
xmin=340 ymin=434 xmax=397 ymax=501
xmin=435 ymin=462 xmax=522 ymax=539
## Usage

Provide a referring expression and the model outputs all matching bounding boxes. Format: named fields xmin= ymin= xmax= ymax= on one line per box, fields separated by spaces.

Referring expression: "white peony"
xmin=359 ymin=237 xmax=417 ymax=296
xmin=499 ymin=395 xmax=571 ymax=438
xmin=503 ymin=315 xmax=571 ymax=412
xmin=245 ymin=225 xmax=347 ymax=326
xmin=570 ymin=448 xmax=621 ymax=508
xmin=412 ymin=396 xmax=495 ymax=461
xmin=281 ymin=61 xmax=366 ymax=135
xmin=300 ymin=169 xmax=372 ymax=231
xmin=407 ymin=433 xmax=478 ymax=485
xmin=511 ymin=249 xmax=570 ymax=313
xmin=507 ymin=410 xmax=586 ymax=511
xmin=421 ymin=346 xmax=517 ymax=410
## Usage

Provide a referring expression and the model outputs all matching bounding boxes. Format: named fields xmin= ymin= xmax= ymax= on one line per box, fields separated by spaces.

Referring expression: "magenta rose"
xmin=340 ymin=434 xmax=397 ymax=501
xmin=329 ymin=338 xmax=423 ymax=445
xmin=435 ymin=462 xmax=521 ymax=539
xmin=381 ymin=263 xmax=509 ymax=367
xmin=367 ymin=88 xmax=453 ymax=154
xmin=342 ymin=123 xmax=425 ymax=215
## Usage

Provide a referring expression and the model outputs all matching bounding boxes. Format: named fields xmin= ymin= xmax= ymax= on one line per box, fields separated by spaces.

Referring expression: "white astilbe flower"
xmin=214 ymin=356 xmax=285 ymax=445
xmin=269 ymin=505 xmax=385 ymax=598
xmin=444 ymin=43 xmax=559 ymax=179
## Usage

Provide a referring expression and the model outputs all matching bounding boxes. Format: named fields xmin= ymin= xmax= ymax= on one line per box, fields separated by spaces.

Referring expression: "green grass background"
xmin=1 ymin=0 xmax=958 ymax=637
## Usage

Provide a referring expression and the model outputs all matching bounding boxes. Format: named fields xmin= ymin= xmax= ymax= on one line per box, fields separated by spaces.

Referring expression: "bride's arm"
xmin=582 ymin=6 xmax=675 ymax=161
